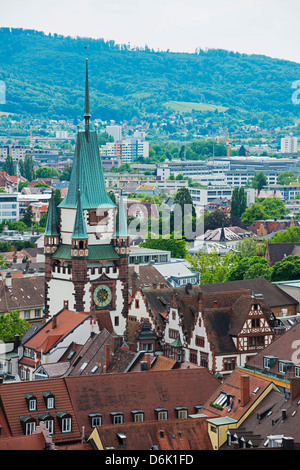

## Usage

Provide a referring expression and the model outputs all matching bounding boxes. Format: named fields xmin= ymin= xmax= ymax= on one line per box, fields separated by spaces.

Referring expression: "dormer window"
xmin=154 ymin=408 xmax=168 ymax=421
xmin=20 ymin=415 xmax=36 ymax=435
xmin=131 ymin=410 xmax=144 ymax=422
xmin=110 ymin=412 xmax=123 ymax=425
xmin=24 ymin=393 xmax=37 ymax=412
xmin=174 ymin=407 xmax=188 ymax=419
xmin=38 ymin=413 xmax=54 ymax=434
xmin=88 ymin=413 xmax=102 ymax=427
xmin=263 ymin=356 xmax=278 ymax=369
xmin=278 ymin=360 xmax=293 ymax=374
xmin=42 ymin=391 xmax=55 ymax=410
xmin=56 ymin=411 xmax=72 ymax=433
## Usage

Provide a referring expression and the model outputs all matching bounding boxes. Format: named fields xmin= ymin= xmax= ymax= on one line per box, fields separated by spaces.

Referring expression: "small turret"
xmin=71 ymin=189 xmax=89 ymax=258
xmin=44 ymin=190 xmax=60 ymax=255
xmin=113 ymin=193 xmax=129 ymax=255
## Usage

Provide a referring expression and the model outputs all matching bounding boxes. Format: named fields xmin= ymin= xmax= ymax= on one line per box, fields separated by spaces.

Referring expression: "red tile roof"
xmin=93 ymin=417 xmax=213 ymax=450
xmin=23 ymin=309 xmax=89 ymax=353
xmin=201 ymin=368 xmax=276 ymax=423
xmin=65 ymin=368 xmax=221 ymax=435
xmin=0 ymin=378 xmax=82 ymax=444
xmin=0 ymin=432 xmax=48 ymax=450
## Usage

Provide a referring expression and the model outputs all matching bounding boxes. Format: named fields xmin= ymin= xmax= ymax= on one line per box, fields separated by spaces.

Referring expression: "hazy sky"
xmin=2 ymin=0 xmax=300 ymax=63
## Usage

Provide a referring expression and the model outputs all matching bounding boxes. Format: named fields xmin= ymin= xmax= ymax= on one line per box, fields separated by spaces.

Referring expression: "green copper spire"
xmin=59 ymin=60 xmax=115 ymax=210
xmin=72 ymin=189 xmax=88 ymax=240
xmin=45 ymin=190 xmax=60 ymax=236
xmin=115 ymin=193 xmax=128 ymax=237
xmin=169 ymin=333 xmax=183 ymax=348
xmin=84 ymin=58 xmax=91 ymax=131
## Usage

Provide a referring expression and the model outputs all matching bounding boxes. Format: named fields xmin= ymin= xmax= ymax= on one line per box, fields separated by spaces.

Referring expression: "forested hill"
xmin=1 ymin=27 xmax=300 ymax=125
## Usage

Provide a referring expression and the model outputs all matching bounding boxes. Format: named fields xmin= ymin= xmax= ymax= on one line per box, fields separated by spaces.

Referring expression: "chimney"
xmin=131 ymin=271 xmax=138 ymax=297
xmin=13 ymin=334 xmax=20 ymax=351
xmin=63 ymin=300 xmax=69 ymax=310
xmin=52 ymin=316 xmax=57 ymax=329
xmin=105 ymin=344 xmax=110 ymax=372
xmin=282 ymin=437 xmax=294 ymax=450
xmin=240 ymin=375 xmax=250 ymax=406
xmin=5 ymin=273 xmax=12 ymax=288
xmin=134 ymin=261 xmax=140 ymax=275
xmin=213 ymin=300 xmax=218 ymax=308
xmin=281 ymin=409 xmax=287 ymax=421
xmin=153 ymin=283 xmax=157 ymax=290
xmin=145 ymin=353 xmax=151 ymax=370
xmin=112 ymin=335 xmax=120 ymax=353
xmin=289 ymin=378 xmax=300 ymax=402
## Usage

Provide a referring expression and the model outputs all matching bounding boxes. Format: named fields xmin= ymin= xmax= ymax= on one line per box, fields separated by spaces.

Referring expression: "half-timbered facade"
xmin=128 ymin=285 xmax=276 ymax=376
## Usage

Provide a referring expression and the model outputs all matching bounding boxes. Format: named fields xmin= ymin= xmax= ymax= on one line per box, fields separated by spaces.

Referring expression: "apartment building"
xmin=100 ymin=138 xmax=149 ymax=164
xmin=281 ymin=135 xmax=298 ymax=154
xmin=0 ymin=193 xmax=19 ymax=222
xmin=189 ymin=186 xmax=255 ymax=208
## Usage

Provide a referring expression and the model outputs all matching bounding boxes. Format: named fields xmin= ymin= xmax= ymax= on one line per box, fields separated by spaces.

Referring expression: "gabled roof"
xmin=0 ymin=432 xmax=51 ymax=450
xmin=128 ymin=264 xmax=171 ymax=291
xmin=201 ymin=368 xmax=277 ymax=424
xmin=200 ymin=277 xmax=298 ymax=308
xmin=0 ymin=378 xmax=81 ymax=444
xmin=200 ymin=291 xmax=273 ymax=354
xmin=245 ymin=320 xmax=300 ymax=375
xmin=221 ymin=385 xmax=300 ymax=449
xmin=22 ymin=309 xmax=89 ymax=353
xmin=266 ymin=243 xmax=300 ymax=265
xmin=64 ymin=368 xmax=221 ymax=434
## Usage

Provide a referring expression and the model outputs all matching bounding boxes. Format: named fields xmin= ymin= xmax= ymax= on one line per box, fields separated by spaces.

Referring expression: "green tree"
xmin=235 ymin=238 xmax=265 ymax=257
xmin=187 ymin=249 xmax=237 ymax=285
xmin=174 ymin=187 xmax=196 ymax=217
xmin=23 ymin=155 xmax=35 ymax=182
xmin=226 ymin=256 xmax=272 ymax=281
xmin=108 ymin=191 xmax=116 ymax=204
xmin=22 ymin=205 xmax=34 ymax=227
xmin=35 ymin=166 xmax=60 ymax=179
xmin=271 ymin=255 xmax=300 ymax=281
xmin=60 ymin=164 xmax=73 ymax=181
xmin=238 ymin=145 xmax=247 ymax=156
xmin=3 ymin=155 xmax=15 ymax=175
xmin=277 ymin=171 xmax=297 ymax=185
xmin=0 ymin=310 xmax=29 ymax=342
xmin=241 ymin=203 xmax=266 ymax=226
xmin=251 ymin=171 xmax=268 ymax=191
xmin=141 ymin=234 xmax=187 ymax=258
xmin=230 ymin=187 xmax=247 ymax=218
xmin=259 ymin=197 xmax=287 ymax=218
xmin=269 ymin=225 xmax=300 ymax=243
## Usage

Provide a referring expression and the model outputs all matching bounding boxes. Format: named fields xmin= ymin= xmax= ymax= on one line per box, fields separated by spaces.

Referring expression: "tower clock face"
xmin=93 ymin=284 xmax=112 ymax=307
